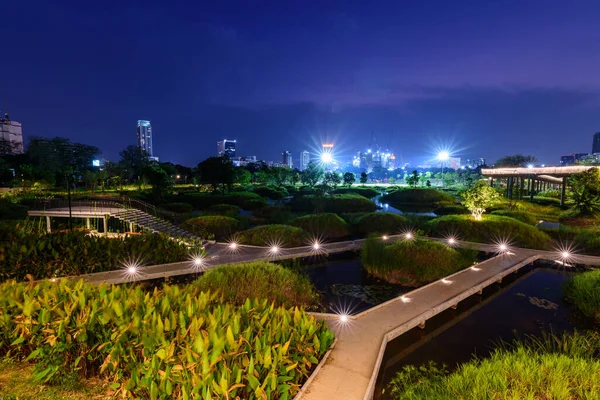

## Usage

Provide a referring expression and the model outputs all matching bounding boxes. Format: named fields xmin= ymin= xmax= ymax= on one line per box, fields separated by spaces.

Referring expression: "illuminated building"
xmin=217 ymin=139 xmax=236 ymax=158
xmin=0 ymin=113 xmax=23 ymax=155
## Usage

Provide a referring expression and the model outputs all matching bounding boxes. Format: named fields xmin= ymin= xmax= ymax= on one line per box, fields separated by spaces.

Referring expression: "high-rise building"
xmin=560 ymin=155 xmax=575 ymax=166
xmin=300 ymin=151 xmax=310 ymax=171
xmin=449 ymin=157 xmax=461 ymax=170
xmin=464 ymin=158 xmax=486 ymax=168
xmin=0 ymin=113 xmax=24 ymax=155
xmin=137 ymin=120 xmax=157 ymax=160
xmin=593 ymin=132 xmax=600 ymax=154
xmin=282 ymin=151 xmax=293 ymax=168
xmin=217 ymin=139 xmax=236 ymax=158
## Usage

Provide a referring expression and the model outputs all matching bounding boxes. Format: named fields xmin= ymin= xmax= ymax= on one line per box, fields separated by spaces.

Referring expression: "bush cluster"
xmin=0 ymin=279 xmax=333 ymax=399
xmin=253 ymin=186 xmax=289 ymax=200
xmin=159 ymin=202 xmax=193 ymax=214
xmin=0 ymin=200 xmax=29 ymax=220
xmin=564 ymin=270 xmax=600 ymax=323
xmin=174 ymin=192 xmax=263 ymax=210
xmin=424 ymin=215 xmax=551 ymax=249
xmin=434 ymin=204 xmax=469 ymax=216
xmin=0 ymin=230 xmax=189 ymax=281
xmin=252 ymin=206 xmax=292 ymax=224
xmin=290 ymin=194 xmax=376 ymax=213
xmin=354 ymin=212 xmax=408 ymax=235
xmin=236 ymin=225 xmax=308 ymax=247
xmin=381 ymin=189 xmax=455 ymax=205
xmin=490 ymin=209 xmax=539 ymax=225
xmin=290 ymin=213 xmax=349 ymax=239
xmin=182 ymin=215 xmax=241 ymax=240
xmin=332 ymin=187 xmax=379 ymax=198
xmin=204 ymin=203 xmax=241 ymax=217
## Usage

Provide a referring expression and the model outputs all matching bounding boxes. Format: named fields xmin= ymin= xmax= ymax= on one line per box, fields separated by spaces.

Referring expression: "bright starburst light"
xmin=320 ymin=151 xmax=333 ymax=164
xmin=121 ymin=257 xmax=144 ymax=281
xmin=437 ymin=150 xmax=450 ymax=161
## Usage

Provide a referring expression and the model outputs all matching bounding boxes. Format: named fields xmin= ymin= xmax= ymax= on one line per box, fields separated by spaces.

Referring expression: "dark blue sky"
xmin=2 ymin=0 xmax=600 ymax=166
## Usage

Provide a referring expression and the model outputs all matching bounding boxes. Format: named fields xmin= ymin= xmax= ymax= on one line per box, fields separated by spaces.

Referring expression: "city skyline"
xmin=2 ymin=1 xmax=600 ymax=166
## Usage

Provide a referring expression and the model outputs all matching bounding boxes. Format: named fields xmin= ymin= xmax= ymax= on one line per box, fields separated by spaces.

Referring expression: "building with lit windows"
xmin=593 ymin=132 xmax=600 ymax=154
xmin=300 ymin=151 xmax=310 ymax=170
xmin=282 ymin=151 xmax=293 ymax=168
xmin=217 ymin=139 xmax=236 ymax=158
xmin=0 ymin=113 xmax=24 ymax=155
xmin=137 ymin=120 xmax=157 ymax=161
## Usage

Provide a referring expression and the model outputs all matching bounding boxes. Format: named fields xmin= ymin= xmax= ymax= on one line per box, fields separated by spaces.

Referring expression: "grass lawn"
xmin=0 ymin=361 xmax=111 ymax=400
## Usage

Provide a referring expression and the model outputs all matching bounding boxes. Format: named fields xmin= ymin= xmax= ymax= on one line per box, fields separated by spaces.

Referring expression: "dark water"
xmin=374 ymin=263 xmax=588 ymax=399
xmin=372 ymin=195 xmax=437 ymax=217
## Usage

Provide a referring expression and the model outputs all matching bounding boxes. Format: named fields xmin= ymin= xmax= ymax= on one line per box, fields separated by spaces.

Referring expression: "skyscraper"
xmin=593 ymin=132 xmax=600 ymax=154
xmin=0 ymin=113 xmax=24 ymax=155
xmin=137 ymin=120 xmax=156 ymax=160
xmin=217 ymin=139 xmax=236 ymax=158
xmin=282 ymin=151 xmax=293 ymax=168
xmin=300 ymin=151 xmax=310 ymax=171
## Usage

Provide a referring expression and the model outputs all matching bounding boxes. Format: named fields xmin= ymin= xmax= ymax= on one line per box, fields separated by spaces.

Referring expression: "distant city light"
xmin=437 ymin=151 xmax=450 ymax=161
xmin=92 ymin=159 xmax=100 ymax=167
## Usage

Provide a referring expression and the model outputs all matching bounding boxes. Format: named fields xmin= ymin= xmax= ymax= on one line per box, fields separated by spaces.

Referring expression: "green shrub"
xmin=0 ymin=231 xmax=189 ymax=281
xmin=253 ymin=186 xmax=289 ymax=200
xmin=191 ymin=262 xmax=319 ymax=308
xmin=182 ymin=215 xmax=240 ymax=240
xmin=381 ymin=189 xmax=455 ymax=205
xmin=355 ymin=212 xmax=408 ymax=235
xmin=0 ymin=279 xmax=333 ymax=398
xmin=389 ymin=332 xmax=600 ymax=399
xmin=490 ymin=209 xmax=538 ymax=225
xmin=565 ymin=270 xmax=600 ymax=323
xmin=537 ymin=190 xmax=561 ymax=198
xmin=434 ymin=204 xmax=469 ymax=215
xmin=361 ymin=237 xmax=477 ymax=285
xmin=290 ymin=213 xmax=349 ymax=239
xmin=0 ymin=200 xmax=28 ymax=220
xmin=242 ymin=198 xmax=269 ymax=210
xmin=236 ymin=225 xmax=308 ymax=247
xmin=424 ymin=215 xmax=552 ymax=249
xmin=332 ymin=187 xmax=379 ymax=198
xmin=252 ymin=206 xmax=292 ymax=224
xmin=174 ymin=192 xmax=262 ymax=209
xmin=160 ymin=202 xmax=193 ymax=214
xmin=290 ymin=194 xmax=376 ymax=213
xmin=204 ymin=203 xmax=241 ymax=217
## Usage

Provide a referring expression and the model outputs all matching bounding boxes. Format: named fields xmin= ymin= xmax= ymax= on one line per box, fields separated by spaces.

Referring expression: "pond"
xmin=374 ymin=262 xmax=590 ymax=399
xmin=372 ymin=195 xmax=437 ymax=217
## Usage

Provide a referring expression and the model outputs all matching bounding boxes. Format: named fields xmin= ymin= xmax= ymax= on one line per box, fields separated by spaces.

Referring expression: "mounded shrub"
xmin=191 ymin=262 xmax=319 ymax=307
xmin=434 ymin=204 xmax=469 ymax=216
xmin=236 ymin=224 xmax=308 ymax=247
xmin=160 ymin=202 xmax=193 ymax=214
xmin=252 ymin=206 xmax=292 ymax=224
xmin=290 ymin=213 xmax=349 ymax=239
xmin=333 ymin=187 xmax=379 ymax=198
xmin=204 ymin=203 xmax=240 ymax=217
xmin=381 ymin=189 xmax=455 ymax=205
xmin=0 ymin=231 xmax=189 ymax=281
xmin=355 ymin=212 xmax=408 ymax=235
xmin=490 ymin=209 xmax=538 ymax=225
xmin=361 ymin=237 xmax=477 ymax=285
xmin=424 ymin=215 xmax=552 ymax=249
xmin=290 ymin=194 xmax=376 ymax=213
xmin=182 ymin=215 xmax=240 ymax=240
xmin=173 ymin=192 xmax=262 ymax=209
xmin=253 ymin=186 xmax=289 ymax=200
xmin=0 ymin=279 xmax=333 ymax=398
xmin=242 ymin=198 xmax=269 ymax=210
xmin=564 ymin=270 xmax=600 ymax=323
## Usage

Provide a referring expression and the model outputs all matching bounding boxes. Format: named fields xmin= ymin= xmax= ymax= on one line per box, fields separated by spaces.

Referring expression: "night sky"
xmin=2 ymin=1 xmax=600 ymax=167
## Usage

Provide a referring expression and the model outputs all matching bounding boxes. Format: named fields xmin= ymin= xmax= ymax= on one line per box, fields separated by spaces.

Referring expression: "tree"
xmin=327 ymin=172 xmax=342 ymax=188
xmin=233 ymin=168 xmax=251 ymax=185
xmin=82 ymin=170 xmax=99 ymax=193
xmin=119 ymin=145 xmax=151 ymax=183
xmin=290 ymin=171 xmax=301 ymax=186
xmin=360 ymin=172 xmax=368 ymax=185
xmin=406 ymin=170 xmax=419 ymax=187
xmin=343 ymin=172 xmax=355 ymax=187
xmin=197 ymin=156 xmax=234 ymax=194
xmin=462 ymin=181 xmax=501 ymax=220
xmin=569 ymin=167 xmax=600 ymax=215
xmin=144 ymin=166 xmax=173 ymax=199
xmin=495 ymin=154 xmax=538 ymax=167
xmin=301 ymin=162 xmax=324 ymax=188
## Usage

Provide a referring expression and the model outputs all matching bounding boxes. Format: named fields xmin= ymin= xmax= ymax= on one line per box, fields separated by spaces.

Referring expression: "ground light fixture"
xmin=229 ymin=242 xmax=238 ymax=250
xmin=441 ymin=278 xmax=453 ymax=284
xmin=270 ymin=245 xmax=280 ymax=254
xmin=471 ymin=266 xmax=481 ymax=271
xmin=382 ymin=235 xmax=389 ymax=240
xmin=405 ymin=232 xmax=414 ymax=240
xmin=313 ymin=241 xmax=320 ymax=250
xmin=339 ymin=314 xmax=349 ymax=323
xmin=401 ymin=296 xmax=411 ymax=303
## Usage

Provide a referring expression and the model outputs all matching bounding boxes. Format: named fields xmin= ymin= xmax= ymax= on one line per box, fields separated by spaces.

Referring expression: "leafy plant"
xmin=354 ymin=212 xmax=408 ymax=235
xmin=290 ymin=213 xmax=349 ymax=239
xmin=564 ymin=270 xmax=600 ymax=323
xmin=236 ymin=225 xmax=308 ymax=247
xmin=462 ymin=181 xmax=501 ymax=220
xmin=204 ymin=203 xmax=241 ymax=217
xmin=182 ymin=215 xmax=241 ymax=240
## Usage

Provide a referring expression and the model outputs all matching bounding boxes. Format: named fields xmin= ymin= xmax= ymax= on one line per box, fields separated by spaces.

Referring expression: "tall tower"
xmin=137 ymin=120 xmax=154 ymax=158
xmin=217 ymin=139 xmax=236 ymax=158
xmin=0 ymin=112 xmax=24 ymax=155
xmin=300 ymin=151 xmax=310 ymax=171
xmin=593 ymin=132 xmax=600 ymax=154
xmin=282 ymin=151 xmax=293 ymax=168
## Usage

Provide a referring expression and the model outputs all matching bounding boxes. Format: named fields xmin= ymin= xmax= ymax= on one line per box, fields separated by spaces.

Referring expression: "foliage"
xmin=354 ymin=212 xmax=408 ymax=235
xmin=0 ymin=200 xmax=28 ymax=220
xmin=182 ymin=215 xmax=241 ymax=240
xmin=197 ymin=156 xmax=234 ymax=194
xmin=389 ymin=331 xmax=600 ymax=399
xmin=361 ymin=237 xmax=477 ymax=285
xmin=290 ymin=213 xmax=349 ymax=239
xmin=332 ymin=187 xmax=379 ymax=198
xmin=405 ymin=170 xmax=419 ymax=187
xmin=290 ymin=194 xmax=376 ymax=213
xmin=494 ymin=154 xmax=538 ymax=167
xmin=236 ymin=225 xmax=308 ymax=247
xmin=537 ymin=189 xmax=561 ymax=198
xmin=119 ymin=145 xmax=152 ymax=183
xmin=462 ymin=181 xmax=501 ymax=220
xmin=174 ymin=192 xmax=262 ymax=210
xmin=424 ymin=215 xmax=552 ymax=249
xmin=253 ymin=185 xmax=289 ymax=200
xmin=243 ymin=198 xmax=269 ymax=210
xmin=191 ymin=262 xmax=319 ymax=308
xmin=300 ymin=162 xmax=324 ymax=188
xmin=564 ymin=270 xmax=600 ymax=323
xmin=381 ymin=188 xmax=454 ymax=205
xmin=252 ymin=206 xmax=292 ymax=224
xmin=322 ymin=172 xmax=342 ymax=189
xmin=490 ymin=209 xmax=538 ymax=225
xmin=360 ymin=172 xmax=368 ymax=185
xmin=343 ymin=172 xmax=355 ymax=186
xmin=433 ymin=204 xmax=469 ymax=215
xmin=0 ymin=230 xmax=189 ymax=281
xmin=204 ymin=204 xmax=241 ymax=218
xmin=160 ymin=202 xmax=193 ymax=214
xmin=144 ymin=166 xmax=173 ymax=199
xmin=569 ymin=167 xmax=600 ymax=215
xmin=0 ymin=279 xmax=334 ymax=399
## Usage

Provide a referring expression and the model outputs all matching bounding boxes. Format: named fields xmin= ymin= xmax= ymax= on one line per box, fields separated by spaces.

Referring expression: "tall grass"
xmin=389 ymin=331 xmax=600 ymax=399
xmin=290 ymin=213 xmax=349 ymax=239
xmin=236 ymin=224 xmax=308 ymax=247
xmin=564 ymin=270 xmax=600 ymax=323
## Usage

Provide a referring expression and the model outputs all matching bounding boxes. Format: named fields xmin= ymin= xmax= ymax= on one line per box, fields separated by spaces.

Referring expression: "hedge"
xmin=332 ymin=187 xmax=379 ymax=198
xmin=160 ymin=202 xmax=193 ymax=214
xmin=354 ymin=212 xmax=408 ymax=235
xmin=204 ymin=204 xmax=241 ymax=217
xmin=290 ymin=213 xmax=349 ymax=239
xmin=290 ymin=194 xmax=376 ymax=213
xmin=173 ymin=192 xmax=262 ymax=210
xmin=253 ymin=186 xmax=289 ymax=200
xmin=236 ymin=225 xmax=308 ymax=247
xmin=381 ymin=189 xmax=455 ymax=205
xmin=182 ymin=215 xmax=241 ymax=240
xmin=252 ymin=206 xmax=292 ymax=224
xmin=490 ymin=209 xmax=538 ymax=225
xmin=434 ymin=204 xmax=469 ymax=216
xmin=424 ymin=215 xmax=552 ymax=249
